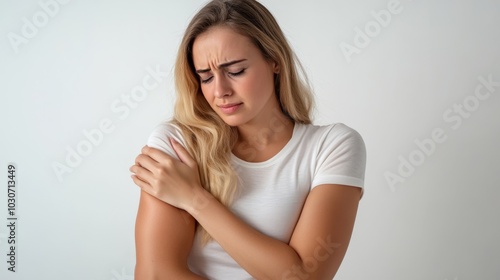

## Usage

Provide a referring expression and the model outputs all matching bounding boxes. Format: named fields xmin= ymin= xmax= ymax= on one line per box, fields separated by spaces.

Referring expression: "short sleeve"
xmin=311 ymin=123 xmax=366 ymax=197
xmin=146 ymin=121 xmax=187 ymax=161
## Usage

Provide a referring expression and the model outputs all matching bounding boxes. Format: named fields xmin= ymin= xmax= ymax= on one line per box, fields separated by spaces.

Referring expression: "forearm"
xmin=134 ymin=143 xmax=360 ymax=279
xmin=186 ymin=189 xmax=304 ymax=280
xmin=135 ymin=266 xmax=207 ymax=280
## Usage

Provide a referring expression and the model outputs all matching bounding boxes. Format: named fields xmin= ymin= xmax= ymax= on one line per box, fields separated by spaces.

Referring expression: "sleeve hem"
xmin=311 ymin=175 xmax=365 ymax=199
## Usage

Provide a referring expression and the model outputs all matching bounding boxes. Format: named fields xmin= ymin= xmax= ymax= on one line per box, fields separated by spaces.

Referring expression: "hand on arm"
xmin=131 ymin=139 xmax=361 ymax=280
xmin=131 ymin=139 xmax=203 ymax=210
xmin=132 ymin=142 xmax=206 ymax=280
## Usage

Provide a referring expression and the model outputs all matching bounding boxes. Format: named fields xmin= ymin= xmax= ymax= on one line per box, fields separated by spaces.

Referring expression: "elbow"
xmin=135 ymin=264 xmax=199 ymax=280
xmin=279 ymin=256 xmax=343 ymax=280
xmin=135 ymin=263 xmax=171 ymax=280
xmin=281 ymin=269 xmax=339 ymax=280
xmin=134 ymin=264 xmax=162 ymax=280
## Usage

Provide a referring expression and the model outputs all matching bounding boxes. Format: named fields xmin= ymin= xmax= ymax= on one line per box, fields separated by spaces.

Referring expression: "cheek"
xmin=248 ymin=71 xmax=275 ymax=97
xmin=200 ymin=85 xmax=213 ymax=101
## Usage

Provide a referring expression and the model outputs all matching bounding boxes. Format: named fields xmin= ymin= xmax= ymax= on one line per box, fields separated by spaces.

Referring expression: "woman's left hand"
xmin=129 ymin=138 xmax=202 ymax=210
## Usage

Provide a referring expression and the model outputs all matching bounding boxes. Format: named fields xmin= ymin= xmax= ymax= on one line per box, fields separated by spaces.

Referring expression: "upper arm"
xmin=288 ymin=184 xmax=361 ymax=279
xmin=285 ymin=124 xmax=366 ymax=278
xmin=134 ymin=190 xmax=197 ymax=279
xmin=135 ymin=122 xmax=206 ymax=279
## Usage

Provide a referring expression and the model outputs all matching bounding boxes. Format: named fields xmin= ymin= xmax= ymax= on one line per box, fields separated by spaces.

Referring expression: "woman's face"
xmin=192 ymin=25 xmax=279 ymax=128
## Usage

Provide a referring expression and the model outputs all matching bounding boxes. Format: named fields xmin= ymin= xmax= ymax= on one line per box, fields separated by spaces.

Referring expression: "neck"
xmin=233 ymin=111 xmax=294 ymax=159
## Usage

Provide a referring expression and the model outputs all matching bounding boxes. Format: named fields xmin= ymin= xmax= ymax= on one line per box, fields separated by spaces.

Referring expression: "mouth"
xmin=217 ymin=103 xmax=243 ymax=114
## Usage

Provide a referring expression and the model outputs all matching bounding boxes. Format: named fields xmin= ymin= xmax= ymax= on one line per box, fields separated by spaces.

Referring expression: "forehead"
xmin=192 ymin=26 xmax=257 ymax=68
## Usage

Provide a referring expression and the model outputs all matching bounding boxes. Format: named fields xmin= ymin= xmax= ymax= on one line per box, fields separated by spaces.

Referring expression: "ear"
xmin=272 ymin=62 xmax=280 ymax=74
xmin=270 ymin=61 xmax=280 ymax=74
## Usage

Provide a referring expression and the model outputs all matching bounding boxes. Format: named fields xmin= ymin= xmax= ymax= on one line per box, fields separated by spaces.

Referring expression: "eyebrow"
xmin=195 ymin=59 xmax=247 ymax=74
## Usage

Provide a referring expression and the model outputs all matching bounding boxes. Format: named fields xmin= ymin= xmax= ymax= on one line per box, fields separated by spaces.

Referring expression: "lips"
xmin=217 ymin=103 xmax=242 ymax=114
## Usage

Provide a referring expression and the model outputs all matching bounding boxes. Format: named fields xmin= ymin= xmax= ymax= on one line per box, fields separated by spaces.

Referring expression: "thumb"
xmin=170 ymin=138 xmax=196 ymax=167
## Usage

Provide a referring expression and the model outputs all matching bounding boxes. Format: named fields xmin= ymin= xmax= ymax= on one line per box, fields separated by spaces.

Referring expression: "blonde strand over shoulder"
xmin=171 ymin=0 xmax=314 ymax=246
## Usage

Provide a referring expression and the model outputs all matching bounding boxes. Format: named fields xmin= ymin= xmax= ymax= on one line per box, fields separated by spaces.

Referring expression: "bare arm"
xmin=133 ymin=137 xmax=363 ymax=279
xmin=134 ymin=190 xmax=206 ymax=280
xmin=187 ymin=184 xmax=361 ymax=280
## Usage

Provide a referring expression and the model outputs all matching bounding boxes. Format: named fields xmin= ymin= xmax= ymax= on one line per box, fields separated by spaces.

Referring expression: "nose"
xmin=214 ymin=75 xmax=232 ymax=98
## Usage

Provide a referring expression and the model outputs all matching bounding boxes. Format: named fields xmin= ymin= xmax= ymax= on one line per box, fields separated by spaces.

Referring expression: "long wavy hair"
xmin=172 ymin=0 xmax=314 ymax=245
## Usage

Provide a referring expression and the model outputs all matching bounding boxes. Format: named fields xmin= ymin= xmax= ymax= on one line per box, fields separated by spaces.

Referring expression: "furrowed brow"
xmin=195 ymin=59 xmax=247 ymax=74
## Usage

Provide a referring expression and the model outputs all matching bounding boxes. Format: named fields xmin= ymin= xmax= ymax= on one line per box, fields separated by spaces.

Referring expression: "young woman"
xmin=130 ymin=0 xmax=366 ymax=279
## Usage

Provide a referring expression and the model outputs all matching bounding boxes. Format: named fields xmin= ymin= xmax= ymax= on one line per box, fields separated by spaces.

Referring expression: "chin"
xmin=219 ymin=115 xmax=248 ymax=127
xmin=221 ymin=119 xmax=244 ymax=127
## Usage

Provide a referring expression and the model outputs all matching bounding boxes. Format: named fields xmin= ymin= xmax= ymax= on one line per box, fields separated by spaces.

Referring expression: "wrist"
xmin=185 ymin=186 xmax=214 ymax=217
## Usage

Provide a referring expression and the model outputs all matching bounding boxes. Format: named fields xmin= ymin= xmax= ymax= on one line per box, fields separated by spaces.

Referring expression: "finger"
xmin=170 ymin=138 xmax=196 ymax=167
xmin=134 ymin=153 xmax=161 ymax=174
xmin=130 ymin=174 xmax=155 ymax=195
xmin=142 ymin=145 xmax=176 ymax=164
xmin=130 ymin=164 xmax=154 ymax=185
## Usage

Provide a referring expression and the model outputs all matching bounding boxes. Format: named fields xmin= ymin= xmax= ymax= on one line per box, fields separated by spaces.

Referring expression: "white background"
xmin=1 ymin=0 xmax=499 ymax=279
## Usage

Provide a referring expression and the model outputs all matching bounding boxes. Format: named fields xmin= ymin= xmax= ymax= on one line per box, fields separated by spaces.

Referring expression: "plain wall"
xmin=0 ymin=0 xmax=499 ymax=279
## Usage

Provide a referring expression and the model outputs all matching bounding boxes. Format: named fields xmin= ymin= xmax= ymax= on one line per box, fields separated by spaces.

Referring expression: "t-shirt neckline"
xmin=230 ymin=122 xmax=302 ymax=168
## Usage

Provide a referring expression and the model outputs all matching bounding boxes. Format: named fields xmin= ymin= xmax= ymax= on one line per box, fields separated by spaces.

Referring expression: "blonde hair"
xmin=172 ymin=0 xmax=314 ymax=244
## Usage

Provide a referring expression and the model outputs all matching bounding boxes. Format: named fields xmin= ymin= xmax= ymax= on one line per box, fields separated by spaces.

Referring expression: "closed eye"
xmin=200 ymin=68 xmax=246 ymax=84
xmin=228 ymin=68 xmax=246 ymax=77
xmin=200 ymin=76 xmax=213 ymax=84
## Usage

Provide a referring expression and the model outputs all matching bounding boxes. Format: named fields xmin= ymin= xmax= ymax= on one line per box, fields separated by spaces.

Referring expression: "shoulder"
xmin=304 ymin=123 xmax=366 ymax=190
xmin=326 ymin=123 xmax=365 ymax=148
xmin=146 ymin=120 xmax=186 ymax=159
xmin=300 ymin=122 xmax=365 ymax=149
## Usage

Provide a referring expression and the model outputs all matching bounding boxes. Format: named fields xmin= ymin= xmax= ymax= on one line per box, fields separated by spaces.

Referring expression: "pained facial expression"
xmin=192 ymin=26 xmax=279 ymax=127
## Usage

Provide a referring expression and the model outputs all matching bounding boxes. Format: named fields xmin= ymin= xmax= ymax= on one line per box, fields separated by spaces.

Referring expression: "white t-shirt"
xmin=146 ymin=121 xmax=366 ymax=280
